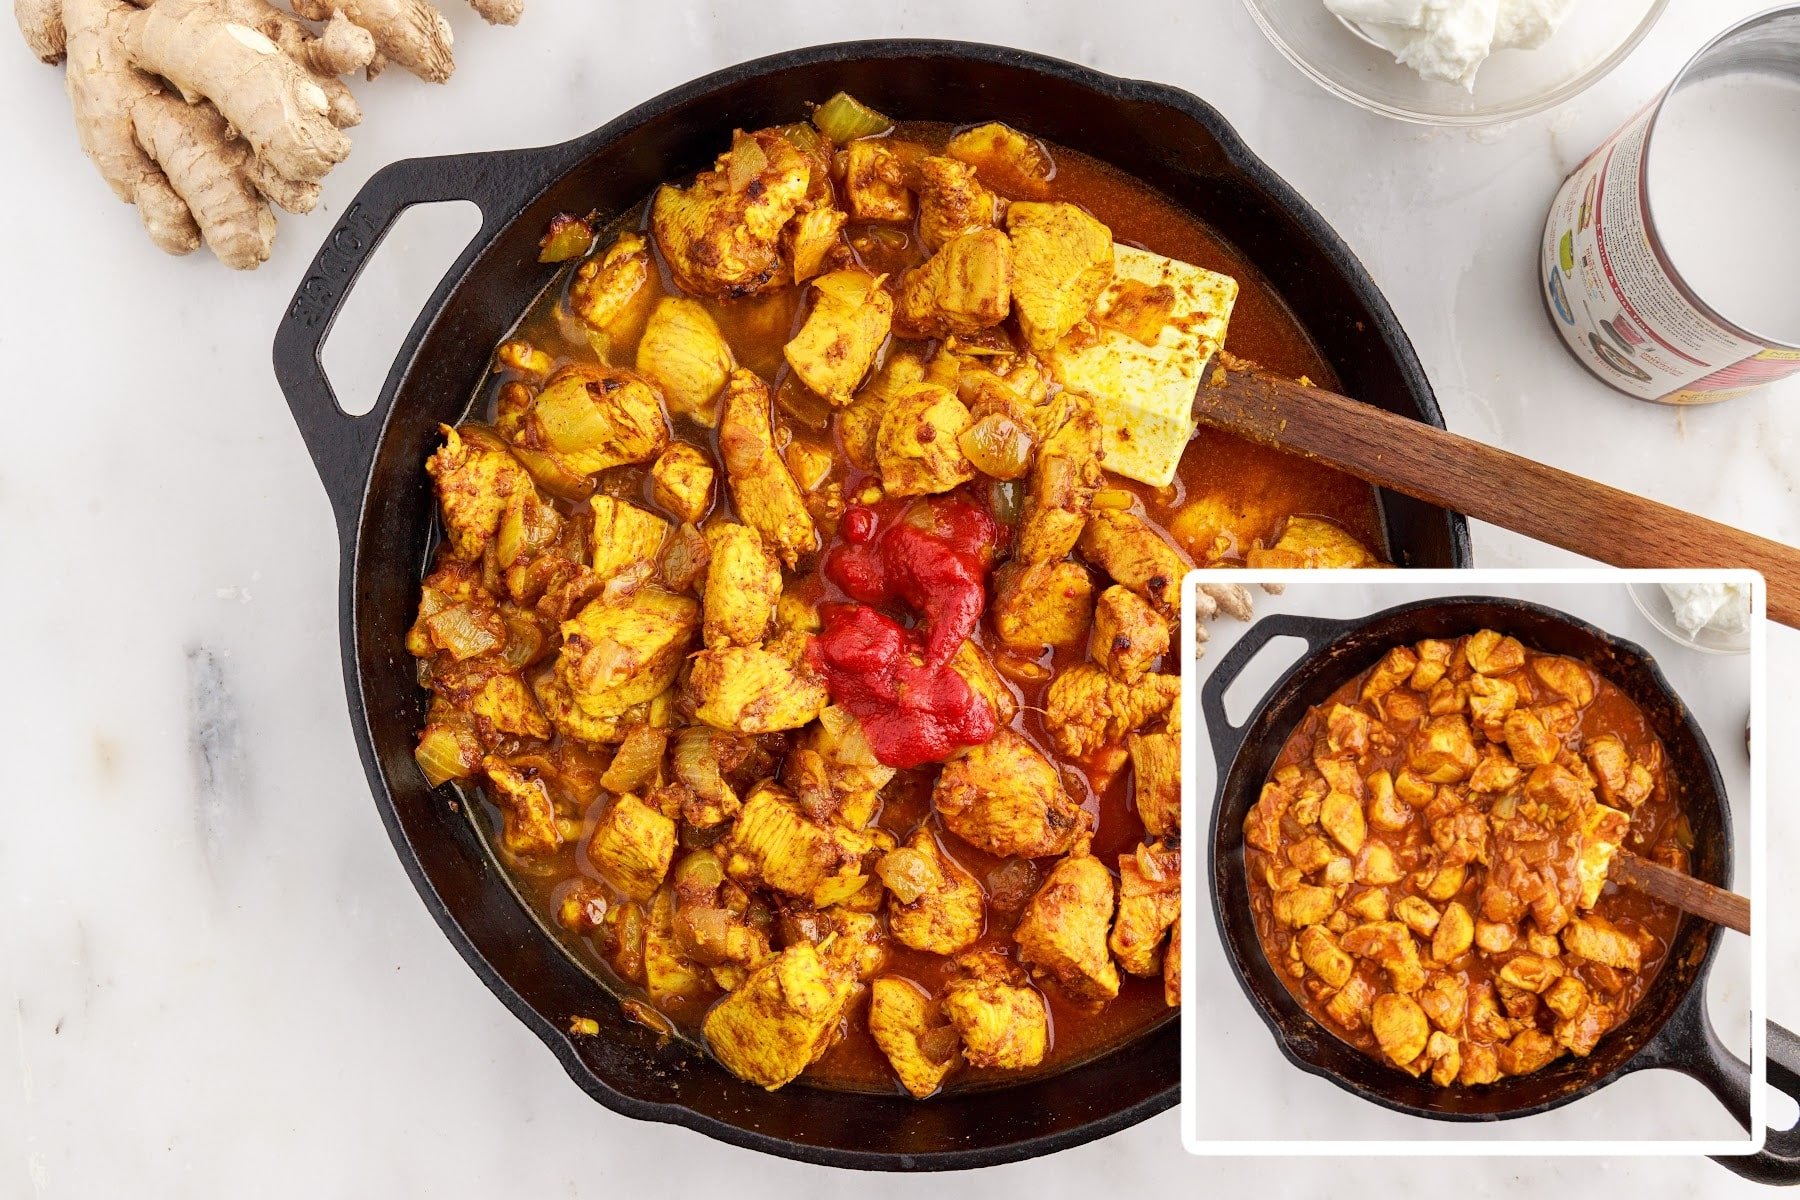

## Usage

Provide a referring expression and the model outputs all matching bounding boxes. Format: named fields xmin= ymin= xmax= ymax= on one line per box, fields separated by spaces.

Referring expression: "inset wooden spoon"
xmin=1197 ymin=368 xmax=1800 ymax=629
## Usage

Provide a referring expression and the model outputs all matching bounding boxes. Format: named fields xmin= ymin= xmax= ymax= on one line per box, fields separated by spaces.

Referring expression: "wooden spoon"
xmin=1611 ymin=849 xmax=1751 ymax=935
xmin=1196 ymin=368 xmax=1800 ymax=629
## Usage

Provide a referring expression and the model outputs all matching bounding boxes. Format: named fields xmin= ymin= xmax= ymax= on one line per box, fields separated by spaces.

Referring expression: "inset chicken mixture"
xmin=407 ymin=95 xmax=1389 ymax=1097
xmin=1245 ymin=630 xmax=1688 ymax=1085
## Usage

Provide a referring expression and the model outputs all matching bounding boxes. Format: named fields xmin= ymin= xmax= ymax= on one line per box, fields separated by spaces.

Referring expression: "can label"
xmin=1541 ymin=99 xmax=1800 ymax=405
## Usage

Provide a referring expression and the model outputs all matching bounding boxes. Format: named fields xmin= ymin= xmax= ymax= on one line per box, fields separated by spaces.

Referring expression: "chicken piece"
xmin=1129 ymin=729 xmax=1180 ymax=839
xmin=1005 ymin=201 xmax=1114 ymax=354
xmin=1015 ymin=853 xmax=1120 ymax=1002
xmin=780 ymin=205 xmax=845 ymax=284
xmin=1498 ymin=954 xmax=1565 ymax=996
xmin=721 ymin=781 xmax=873 ymax=908
xmin=700 ymin=523 xmax=781 ymax=649
xmin=702 ymin=941 xmax=856 ymax=1090
xmin=1044 ymin=664 xmax=1180 ymax=758
xmin=893 ymin=228 xmax=1013 ymax=340
xmin=429 ymin=649 xmax=554 ymax=741
xmin=933 ymin=729 xmax=1085 ymax=859
xmin=883 ymin=827 xmax=985 ymax=955
xmin=1326 ymin=705 xmax=1373 ymax=757
xmin=1409 ymin=639 xmax=1454 ymax=691
xmin=569 ymin=231 xmax=653 ymax=340
xmin=1394 ymin=896 xmax=1441 ymax=938
xmin=1245 ymin=517 xmax=1378 ymax=570
xmin=1458 ymin=1042 xmax=1501 ymax=1086
xmin=842 ymin=139 xmax=914 ymax=222
xmin=1079 ymin=509 xmax=1189 ymax=613
xmin=1426 ymin=679 xmax=1466 ymax=717
xmin=482 ymin=757 xmax=564 ymax=857
xmin=1502 ymin=709 xmax=1560 ymax=767
xmin=1344 ymin=888 xmax=1390 ymax=922
xmin=783 ymin=269 xmax=894 ymax=407
xmin=785 ymin=705 xmax=894 ymax=829
xmin=645 ymin=887 xmax=711 ymax=1007
xmin=426 ymin=426 xmax=535 ymax=561
xmin=587 ymin=793 xmax=677 ymax=902
xmin=1431 ymin=900 xmax=1475 ymax=962
xmin=688 ymin=638 xmax=828 ymax=735
xmin=718 ymin=369 xmax=821 ymax=568
xmin=1089 ymin=584 xmax=1169 ymax=683
xmin=1297 ymin=924 xmax=1354 ymax=989
xmin=868 ymin=977 xmax=960 ymax=1098
xmin=1109 ymin=845 xmax=1180 ymax=976
xmin=948 ymin=639 xmax=1020 ymax=726
xmin=1372 ymin=993 xmax=1431 ymax=1069
xmin=1017 ymin=405 xmax=1104 ymax=563
xmin=992 ymin=560 xmax=1095 ymax=654
xmin=1531 ymin=656 xmax=1596 ymax=707
xmin=944 ymin=122 xmax=1053 ymax=197
xmin=1287 ymin=835 xmax=1334 ymax=874
xmin=648 ymin=444 xmax=715 ymax=526
xmin=633 ymin=297 xmax=734 ymax=425
xmin=1273 ymin=885 xmax=1337 ymax=929
xmin=1419 ymin=973 xmax=1467 ymax=1034
xmin=1365 ymin=770 xmax=1409 ymax=833
xmin=1466 ymin=674 xmax=1519 ymax=731
xmin=1408 ymin=715 xmax=1479 ymax=783
xmin=557 ymin=588 xmax=697 ymax=720
xmin=1563 ymin=914 xmax=1644 ymax=971
xmin=1355 ymin=842 xmax=1406 ymax=887
xmin=1164 ymin=916 xmax=1182 ymax=1007
xmin=651 ymin=128 xmax=812 ymax=299
xmin=517 ymin=365 xmax=669 ymax=478
xmin=1423 ymin=1030 xmax=1461 ymax=1087
xmin=1468 ymin=748 xmax=1522 ymax=794
xmin=1584 ymin=734 xmax=1655 ymax=810
xmin=941 ymin=966 xmax=1048 ymax=1070
xmin=916 ymin=154 xmax=998 ymax=252
xmin=875 ymin=382 xmax=976 ymax=497
xmin=1244 ymin=782 xmax=1293 ymax=855
xmin=1320 ymin=790 xmax=1367 ymax=855
xmin=534 ymin=672 xmax=659 ymax=747
xmin=588 ymin=496 xmax=671 ymax=583
xmin=1324 ymin=974 xmax=1377 ymax=1032
xmin=1358 ymin=649 xmax=1419 ymax=705
xmin=1497 ymin=1028 xmax=1562 ymax=1077
xmin=1464 ymin=629 xmax=1526 ymax=676
xmin=1341 ymin=921 xmax=1427 ymax=993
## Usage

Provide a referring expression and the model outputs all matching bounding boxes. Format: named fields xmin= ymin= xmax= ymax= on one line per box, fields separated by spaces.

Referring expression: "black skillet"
xmin=1202 ymin=596 xmax=1800 ymax=1184
xmin=272 ymin=40 xmax=1471 ymax=1169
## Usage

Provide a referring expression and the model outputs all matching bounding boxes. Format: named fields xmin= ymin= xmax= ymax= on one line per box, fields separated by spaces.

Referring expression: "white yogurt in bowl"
xmin=1326 ymin=0 xmax=1577 ymax=90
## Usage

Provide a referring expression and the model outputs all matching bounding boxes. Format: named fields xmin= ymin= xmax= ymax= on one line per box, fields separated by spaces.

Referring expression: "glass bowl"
xmin=1242 ymin=0 xmax=1668 ymax=126
xmin=1626 ymin=582 xmax=1751 ymax=656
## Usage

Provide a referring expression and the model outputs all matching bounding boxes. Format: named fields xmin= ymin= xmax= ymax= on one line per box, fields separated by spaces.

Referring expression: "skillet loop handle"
xmin=1651 ymin=975 xmax=1800 ymax=1183
xmin=272 ymin=149 xmax=560 ymax=533
xmin=1198 ymin=609 xmax=1355 ymax=771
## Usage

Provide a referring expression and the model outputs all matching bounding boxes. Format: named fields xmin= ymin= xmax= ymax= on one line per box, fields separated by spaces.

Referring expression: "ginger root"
xmin=19 ymin=0 xmax=522 ymax=268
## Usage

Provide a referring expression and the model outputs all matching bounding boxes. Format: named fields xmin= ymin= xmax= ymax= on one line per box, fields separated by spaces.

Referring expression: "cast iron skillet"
xmin=272 ymin=40 xmax=1472 ymax=1169
xmin=1202 ymin=597 xmax=1800 ymax=1183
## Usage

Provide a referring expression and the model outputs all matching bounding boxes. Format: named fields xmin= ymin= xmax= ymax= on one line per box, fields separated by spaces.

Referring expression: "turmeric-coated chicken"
xmin=651 ymin=128 xmax=813 ymax=299
xmin=720 ymin=781 xmax=873 ymax=908
xmin=1044 ymin=664 xmax=1180 ymax=758
xmin=636 ymin=297 xmax=735 ymax=424
xmin=1109 ymin=843 xmax=1180 ymax=977
xmin=940 ymin=952 xmax=1049 ymax=1070
xmin=718 ymin=369 xmax=821 ymax=568
xmin=932 ymin=729 xmax=1085 ymax=859
xmin=783 ymin=269 xmax=893 ymax=407
xmin=990 ymin=559 xmax=1094 ymax=653
xmin=687 ymin=637 xmax=828 ymax=734
xmin=1090 ymin=584 xmax=1169 ymax=683
xmin=587 ymin=793 xmax=677 ymax=902
xmin=569 ymin=231 xmax=652 ymax=338
xmin=881 ymin=826 xmax=985 ymax=956
xmin=426 ymin=425 xmax=535 ymax=561
xmin=1016 ymin=403 xmax=1104 ymax=564
xmin=588 ymin=496 xmax=670 ymax=583
xmin=875 ymin=382 xmax=976 ymax=497
xmin=868 ymin=977 xmax=961 ymax=1098
xmin=1079 ymin=509 xmax=1189 ymax=613
xmin=557 ymin=588 xmax=697 ymax=719
xmin=916 ymin=154 xmax=998 ymax=253
xmin=1016 ymin=851 xmax=1121 ymax=1003
xmin=702 ymin=941 xmax=858 ymax=1089
xmin=515 ymin=365 xmax=669 ymax=477
xmin=893 ymin=227 xmax=1013 ymax=340
xmin=701 ymin=523 xmax=782 ymax=649
xmin=1005 ymin=201 xmax=1114 ymax=353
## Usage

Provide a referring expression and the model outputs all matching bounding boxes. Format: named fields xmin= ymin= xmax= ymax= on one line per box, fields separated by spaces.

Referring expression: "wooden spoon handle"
xmin=1610 ymin=849 xmax=1750 ymax=935
xmin=1199 ymin=371 xmax=1800 ymax=629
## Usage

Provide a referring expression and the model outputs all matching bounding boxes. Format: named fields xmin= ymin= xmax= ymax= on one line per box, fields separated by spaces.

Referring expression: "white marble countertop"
xmin=1 ymin=0 xmax=1795 ymax=1196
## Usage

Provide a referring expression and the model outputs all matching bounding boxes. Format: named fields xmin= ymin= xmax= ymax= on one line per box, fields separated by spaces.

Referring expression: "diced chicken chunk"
xmin=651 ymin=128 xmax=811 ymax=299
xmin=882 ymin=827 xmax=985 ymax=956
xmin=1017 ymin=405 xmax=1103 ymax=563
xmin=941 ymin=965 xmax=1048 ymax=1070
xmin=482 ymin=756 xmax=563 ymax=857
xmin=944 ymin=122 xmax=1053 ymax=197
xmin=517 ymin=364 xmax=669 ymax=477
xmin=868 ymin=977 xmax=959 ymax=1098
xmin=587 ymin=793 xmax=677 ymax=901
xmin=569 ymin=231 xmax=651 ymax=338
xmin=786 ymin=205 xmax=848 ymax=283
xmin=992 ymin=559 xmax=1095 ymax=653
xmin=1273 ymin=885 xmax=1337 ymax=928
xmin=1408 ymin=715 xmax=1479 ymax=783
xmin=1089 ymin=584 xmax=1169 ymax=683
xmin=426 ymin=426 xmax=536 ymax=562
xmin=649 ymin=443 xmax=715 ymax=524
xmin=1079 ymin=509 xmax=1189 ymax=613
xmin=1372 ymin=993 xmax=1430 ymax=1068
xmin=1015 ymin=853 xmax=1121 ymax=1002
xmin=720 ymin=781 xmax=873 ymax=907
xmin=1321 ymin=789 xmax=1367 ymax=855
xmin=718 ymin=369 xmax=820 ymax=567
xmin=1109 ymin=844 xmax=1180 ymax=976
xmin=688 ymin=638 xmax=828 ymax=734
xmin=1464 ymin=629 xmax=1526 ymax=676
xmin=1297 ymin=924 xmax=1354 ymax=989
xmin=1129 ymin=729 xmax=1180 ymax=839
xmin=1562 ymin=914 xmax=1644 ymax=971
xmin=1341 ymin=921 xmax=1427 ymax=993
xmin=1431 ymin=900 xmax=1475 ymax=962
xmin=949 ymin=639 xmax=1020 ymax=725
xmin=893 ymin=228 xmax=1013 ymax=340
xmin=645 ymin=887 xmax=709 ymax=1007
xmin=1532 ymin=656 xmax=1596 ymax=707
xmin=784 ymin=269 xmax=893 ymax=406
xmin=1005 ymin=201 xmax=1113 ymax=353
xmin=842 ymin=139 xmax=914 ymax=222
xmin=875 ymin=382 xmax=976 ymax=497
xmin=933 ymin=729 xmax=1085 ymax=858
xmin=701 ymin=523 xmax=782 ymax=649
xmin=916 ymin=154 xmax=998 ymax=252
xmin=1502 ymin=709 xmax=1561 ymax=767
xmin=636 ymin=297 xmax=734 ymax=424
xmin=588 ymin=496 xmax=671 ymax=583
xmin=556 ymin=588 xmax=698 ymax=719
xmin=702 ymin=941 xmax=856 ymax=1089
xmin=1245 ymin=517 xmax=1378 ymax=570
xmin=1043 ymin=663 xmax=1179 ymax=758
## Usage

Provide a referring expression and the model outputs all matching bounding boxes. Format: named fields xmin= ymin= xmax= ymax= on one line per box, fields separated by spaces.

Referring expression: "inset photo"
xmin=1180 ymin=570 xmax=1769 ymax=1157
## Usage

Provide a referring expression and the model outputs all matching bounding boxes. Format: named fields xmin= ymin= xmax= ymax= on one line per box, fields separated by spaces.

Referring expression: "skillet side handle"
xmin=271 ymin=148 xmax=563 ymax=533
xmin=1657 ymin=984 xmax=1800 ymax=1184
xmin=1198 ymin=610 xmax=1355 ymax=772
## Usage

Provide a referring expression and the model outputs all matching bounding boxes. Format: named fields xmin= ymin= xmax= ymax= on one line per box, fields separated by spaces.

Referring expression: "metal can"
xmin=1541 ymin=7 xmax=1800 ymax=405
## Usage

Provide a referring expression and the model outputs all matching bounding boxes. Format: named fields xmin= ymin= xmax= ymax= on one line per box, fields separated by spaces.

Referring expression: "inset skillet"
xmin=1201 ymin=596 xmax=1800 ymax=1184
